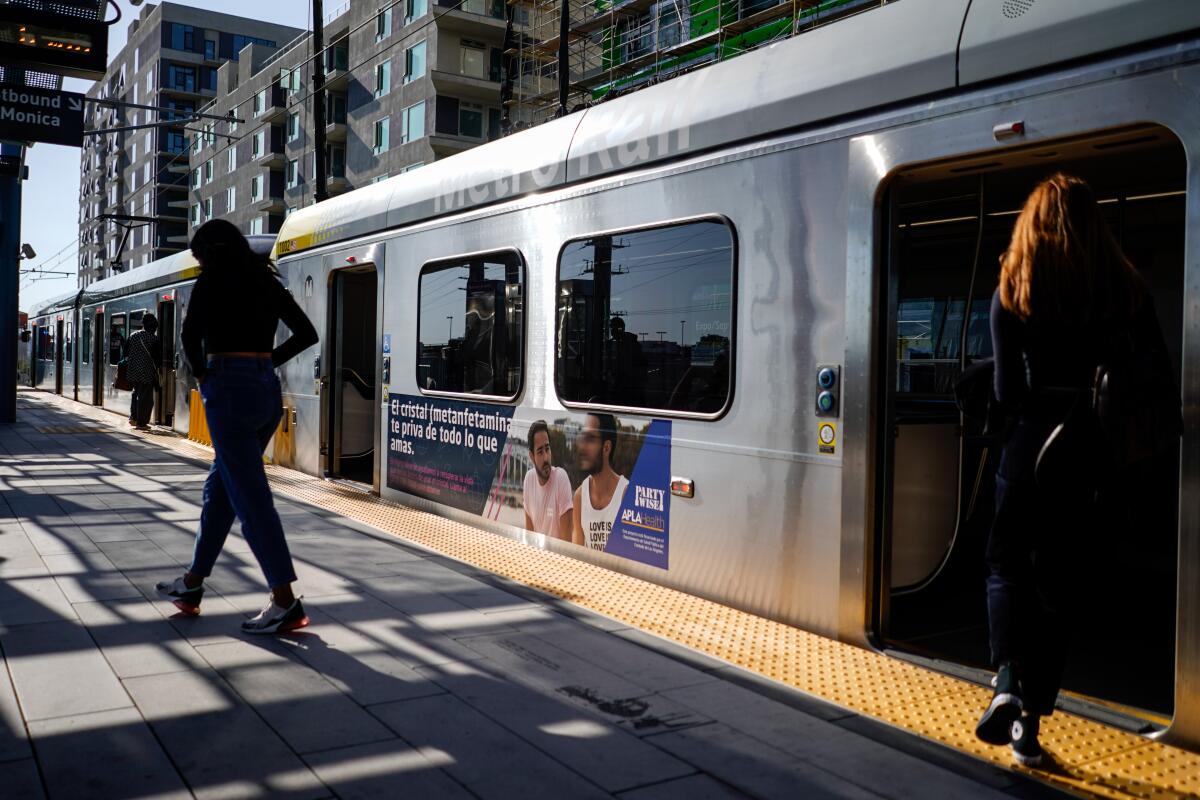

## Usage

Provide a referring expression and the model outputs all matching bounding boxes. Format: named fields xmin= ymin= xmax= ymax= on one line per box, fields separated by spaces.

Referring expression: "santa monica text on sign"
xmin=0 ymin=85 xmax=85 ymax=147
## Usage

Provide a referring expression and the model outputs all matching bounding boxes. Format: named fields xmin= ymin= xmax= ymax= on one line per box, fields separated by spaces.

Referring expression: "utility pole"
xmin=312 ymin=0 xmax=329 ymax=202
xmin=557 ymin=0 xmax=569 ymax=116
xmin=0 ymin=141 xmax=22 ymax=423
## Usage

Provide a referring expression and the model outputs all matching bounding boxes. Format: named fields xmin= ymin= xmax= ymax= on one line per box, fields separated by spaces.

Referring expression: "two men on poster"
xmin=522 ymin=413 xmax=628 ymax=551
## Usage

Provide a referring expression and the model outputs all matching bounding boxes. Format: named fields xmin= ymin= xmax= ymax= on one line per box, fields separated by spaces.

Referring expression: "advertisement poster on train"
xmin=386 ymin=393 xmax=515 ymax=515
xmin=387 ymin=395 xmax=673 ymax=569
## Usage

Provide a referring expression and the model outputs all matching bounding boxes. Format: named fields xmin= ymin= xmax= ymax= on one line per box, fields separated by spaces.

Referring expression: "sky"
xmin=19 ymin=0 xmax=312 ymax=312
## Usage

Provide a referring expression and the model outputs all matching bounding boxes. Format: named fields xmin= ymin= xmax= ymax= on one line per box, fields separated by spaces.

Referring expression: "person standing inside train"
xmin=125 ymin=313 xmax=162 ymax=430
xmin=156 ymin=219 xmax=319 ymax=634
xmin=975 ymin=173 xmax=1164 ymax=766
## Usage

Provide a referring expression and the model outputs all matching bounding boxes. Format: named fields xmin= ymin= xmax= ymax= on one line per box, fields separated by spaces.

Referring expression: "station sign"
xmin=0 ymin=5 xmax=108 ymax=81
xmin=0 ymin=85 xmax=84 ymax=147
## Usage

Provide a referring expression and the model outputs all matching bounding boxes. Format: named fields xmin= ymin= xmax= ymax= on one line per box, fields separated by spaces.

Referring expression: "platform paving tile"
xmin=3 ymin=620 xmax=131 ymax=721
xmin=457 ymin=631 xmax=712 ymax=736
xmin=19 ymin=521 xmax=99 ymax=556
xmin=0 ymin=642 xmax=32 ymax=763
xmin=660 ymin=681 xmax=1013 ymax=799
xmin=0 ymin=577 xmax=78 ymax=627
xmin=369 ymin=692 xmax=613 ymax=799
xmin=72 ymin=597 xmax=208 ymax=678
xmin=616 ymin=773 xmax=752 ymax=799
xmin=302 ymin=739 xmax=474 ymax=799
xmin=418 ymin=660 xmax=697 ymax=792
xmin=123 ymin=668 xmax=328 ymax=800
xmin=646 ymin=722 xmax=883 ymax=800
xmin=27 ymin=707 xmax=191 ymax=799
xmin=43 ymin=551 xmax=142 ymax=603
xmin=275 ymin=607 xmax=448 ymax=706
xmin=0 ymin=757 xmax=45 ymax=799
xmin=194 ymin=639 xmax=396 ymax=755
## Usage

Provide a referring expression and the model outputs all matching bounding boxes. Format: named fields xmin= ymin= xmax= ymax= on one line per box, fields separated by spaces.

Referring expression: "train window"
xmin=416 ymin=250 xmax=524 ymax=398
xmin=81 ymin=317 xmax=91 ymax=364
xmin=38 ymin=326 xmax=52 ymax=361
xmin=555 ymin=218 xmax=735 ymax=414
xmin=65 ymin=322 xmax=73 ymax=363
xmin=109 ymin=314 xmax=127 ymax=364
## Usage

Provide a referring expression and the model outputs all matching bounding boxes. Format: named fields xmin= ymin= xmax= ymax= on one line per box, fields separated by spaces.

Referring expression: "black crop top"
xmin=182 ymin=267 xmax=318 ymax=380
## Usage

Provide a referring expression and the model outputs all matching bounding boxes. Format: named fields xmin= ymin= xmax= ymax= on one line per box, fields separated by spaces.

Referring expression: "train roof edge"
xmin=272 ymin=0 xmax=1200 ymax=259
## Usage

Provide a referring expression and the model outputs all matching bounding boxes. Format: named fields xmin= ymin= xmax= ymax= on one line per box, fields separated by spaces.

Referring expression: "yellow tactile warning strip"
xmin=28 ymin=391 xmax=1200 ymax=800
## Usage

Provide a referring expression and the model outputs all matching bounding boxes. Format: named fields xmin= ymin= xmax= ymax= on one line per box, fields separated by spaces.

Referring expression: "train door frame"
xmin=840 ymin=65 xmax=1200 ymax=746
xmin=156 ymin=296 xmax=176 ymax=426
xmin=54 ymin=318 xmax=64 ymax=395
xmin=319 ymin=244 xmax=385 ymax=492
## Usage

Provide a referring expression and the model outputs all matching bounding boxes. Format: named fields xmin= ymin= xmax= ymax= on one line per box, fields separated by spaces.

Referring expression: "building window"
xmin=404 ymin=41 xmax=426 ymax=83
xmin=167 ymin=64 xmax=196 ymax=92
xmin=401 ymin=101 xmax=425 ymax=144
xmin=402 ymin=162 xmax=424 ymax=173
xmin=204 ymin=196 xmax=213 ymax=219
xmin=460 ymin=41 xmax=486 ymax=79
xmin=166 ymin=130 xmax=186 ymax=154
xmin=555 ymin=218 xmax=735 ymax=413
xmin=169 ymin=23 xmax=196 ymax=52
xmin=376 ymin=7 xmax=392 ymax=41
xmin=282 ymin=67 xmax=302 ymax=93
xmin=204 ymin=159 xmax=213 ymax=183
xmin=418 ymin=250 xmax=525 ymax=397
xmin=371 ymin=174 xmax=390 ymax=185
xmin=131 ymin=140 xmax=138 ymax=161
xmin=286 ymin=159 xmax=299 ymax=188
xmin=205 ymin=39 xmax=217 ymax=60
xmin=328 ymin=144 xmax=346 ymax=178
xmin=287 ymin=111 xmax=300 ymax=142
xmin=406 ymin=0 xmax=428 ymax=24
xmin=250 ymin=216 xmax=264 ymax=235
xmin=285 ymin=205 xmax=296 ymax=218
xmin=253 ymin=128 xmax=267 ymax=158
xmin=226 ymin=186 xmax=236 ymax=213
xmin=191 ymin=203 xmax=201 ymax=226
xmin=143 ymin=161 xmax=152 ymax=185
xmin=374 ymin=60 xmax=391 ymax=98
xmin=254 ymin=89 xmax=266 ymax=117
xmin=192 ymin=131 xmax=203 ymax=154
xmin=251 ymin=173 xmax=263 ymax=202
xmin=459 ymin=101 xmax=483 ymax=138
xmin=373 ymin=117 xmax=390 ymax=154
xmin=227 ymin=146 xmax=237 ymax=172
xmin=325 ymin=42 xmax=349 ymax=72
xmin=326 ymin=92 xmax=347 ymax=125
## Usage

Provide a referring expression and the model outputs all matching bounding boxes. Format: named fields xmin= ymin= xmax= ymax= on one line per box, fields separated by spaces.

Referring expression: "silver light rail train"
xmin=29 ymin=0 xmax=1200 ymax=748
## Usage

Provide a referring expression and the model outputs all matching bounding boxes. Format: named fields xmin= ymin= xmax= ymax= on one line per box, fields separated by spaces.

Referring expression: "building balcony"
xmin=430 ymin=133 xmax=483 ymax=158
xmin=161 ymin=83 xmax=216 ymax=101
xmin=326 ymin=173 xmax=349 ymax=194
xmin=250 ymin=195 xmax=286 ymax=213
xmin=435 ymin=6 xmax=507 ymax=39
xmin=325 ymin=118 xmax=348 ymax=141
xmin=430 ymin=70 xmax=503 ymax=104
xmin=252 ymin=85 xmax=288 ymax=124
xmin=167 ymin=163 xmax=190 ymax=175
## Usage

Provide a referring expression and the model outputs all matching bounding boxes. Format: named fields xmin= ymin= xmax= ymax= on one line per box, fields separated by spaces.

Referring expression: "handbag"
xmin=114 ymin=359 xmax=133 ymax=392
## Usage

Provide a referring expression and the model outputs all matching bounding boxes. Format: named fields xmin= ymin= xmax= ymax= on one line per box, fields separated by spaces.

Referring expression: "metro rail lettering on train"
xmin=30 ymin=0 xmax=1200 ymax=751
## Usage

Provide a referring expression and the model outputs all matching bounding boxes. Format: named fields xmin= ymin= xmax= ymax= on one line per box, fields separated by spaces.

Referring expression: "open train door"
xmin=92 ymin=310 xmax=104 ymax=406
xmin=156 ymin=297 xmax=176 ymax=426
xmin=322 ymin=263 xmax=380 ymax=489
xmin=54 ymin=318 xmax=64 ymax=395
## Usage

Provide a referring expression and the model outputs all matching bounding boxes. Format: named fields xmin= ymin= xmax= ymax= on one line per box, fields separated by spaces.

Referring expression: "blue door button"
xmin=818 ymin=368 xmax=836 ymax=389
xmin=817 ymin=391 xmax=835 ymax=412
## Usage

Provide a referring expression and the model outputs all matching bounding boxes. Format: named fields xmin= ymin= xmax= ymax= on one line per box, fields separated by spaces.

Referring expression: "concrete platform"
xmin=0 ymin=393 xmax=1068 ymax=799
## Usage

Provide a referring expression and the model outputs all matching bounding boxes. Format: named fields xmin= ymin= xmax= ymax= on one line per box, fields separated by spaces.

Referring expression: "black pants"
xmin=130 ymin=382 xmax=155 ymax=426
xmin=986 ymin=416 xmax=1088 ymax=716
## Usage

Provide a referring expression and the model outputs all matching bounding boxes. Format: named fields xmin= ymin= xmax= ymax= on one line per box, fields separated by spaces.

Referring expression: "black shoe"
xmin=1011 ymin=714 xmax=1043 ymax=767
xmin=241 ymin=597 xmax=309 ymax=635
xmin=976 ymin=662 xmax=1023 ymax=745
xmin=155 ymin=576 xmax=204 ymax=616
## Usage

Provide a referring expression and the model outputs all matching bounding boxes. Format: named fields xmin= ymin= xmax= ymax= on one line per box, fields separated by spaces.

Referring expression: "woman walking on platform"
xmin=156 ymin=219 xmax=319 ymax=634
xmin=974 ymin=174 xmax=1168 ymax=766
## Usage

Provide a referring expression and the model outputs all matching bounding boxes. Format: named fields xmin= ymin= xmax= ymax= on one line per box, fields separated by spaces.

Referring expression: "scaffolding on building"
xmin=504 ymin=0 xmax=891 ymax=130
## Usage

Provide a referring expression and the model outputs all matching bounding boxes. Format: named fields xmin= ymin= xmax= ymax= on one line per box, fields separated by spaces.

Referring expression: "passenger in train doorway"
xmin=975 ymin=174 xmax=1168 ymax=767
xmin=572 ymin=412 xmax=629 ymax=550
xmin=523 ymin=420 xmax=573 ymax=541
xmin=155 ymin=219 xmax=319 ymax=635
xmin=125 ymin=313 xmax=162 ymax=430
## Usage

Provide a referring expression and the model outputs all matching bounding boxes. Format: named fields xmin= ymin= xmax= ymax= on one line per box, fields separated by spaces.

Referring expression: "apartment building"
xmin=77 ymin=2 xmax=301 ymax=286
xmin=186 ymin=0 xmax=508 ymax=239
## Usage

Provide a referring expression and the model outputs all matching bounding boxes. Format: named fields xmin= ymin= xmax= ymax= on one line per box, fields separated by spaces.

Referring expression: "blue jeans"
xmin=188 ymin=358 xmax=296 ymax=589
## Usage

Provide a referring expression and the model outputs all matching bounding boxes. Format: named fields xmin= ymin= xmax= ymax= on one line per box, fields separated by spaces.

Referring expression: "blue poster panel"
xmin=603 ymin=420 xmax=671 ymax=569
